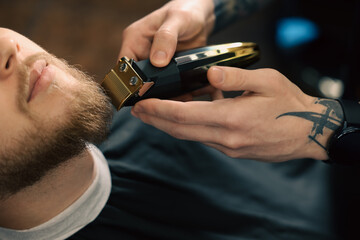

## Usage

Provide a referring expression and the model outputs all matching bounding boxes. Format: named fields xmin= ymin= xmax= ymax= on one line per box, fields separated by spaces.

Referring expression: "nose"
xmin=0 ymin=37 xmax=18 ymax=79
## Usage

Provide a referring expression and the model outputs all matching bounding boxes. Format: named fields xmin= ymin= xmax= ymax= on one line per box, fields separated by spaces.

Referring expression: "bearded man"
xmin=0 ymin=22 xmax=339 ymax=239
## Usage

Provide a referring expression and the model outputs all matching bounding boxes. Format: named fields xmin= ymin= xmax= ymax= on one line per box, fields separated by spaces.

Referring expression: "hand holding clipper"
xmin=101 ymin=42 xmax=259 ymax=110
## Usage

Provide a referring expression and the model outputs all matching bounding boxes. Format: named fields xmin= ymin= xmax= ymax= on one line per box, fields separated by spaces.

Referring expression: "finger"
xmin=149 ymin=15 xmax=187 ymax=67
xmin=203 ymin=142 xmax=245 ymax=159
xmin=204 ymin=142 xmax=272 ymax=161
xmin=171 ymin=93 xmax=194 ymax=102
xmin=190 ymin=85 xmax=217 ymax=97
xmin=210 ymin=89 xmax=224 ymax=100
xmin=119 ymin=36 xmax=151 ymax=61
xmin=207 ymin=66 xmax=276 ymax=94
xmin=118 ymin=46 xmax=138 ymax=62
xmin=131 ymin=109 xmax=224 ymax=143
xmin=119 ymin=13 xmax=162 ymax=61
xmin=132 ymin=98 xmax=228 ymax=126
xmin=176 ymin=38 xmax=207 ymax=51
xmin=170 ymin=86 xmax=222 ymax=102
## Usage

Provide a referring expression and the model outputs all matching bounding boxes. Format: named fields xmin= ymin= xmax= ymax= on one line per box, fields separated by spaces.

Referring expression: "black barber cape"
xmin=70 ymin=108 xmax=338 ymax=240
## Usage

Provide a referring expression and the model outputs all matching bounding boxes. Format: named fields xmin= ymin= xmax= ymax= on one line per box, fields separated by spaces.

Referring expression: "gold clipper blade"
xmin=101 ymin=57 xmax=144 ymax=110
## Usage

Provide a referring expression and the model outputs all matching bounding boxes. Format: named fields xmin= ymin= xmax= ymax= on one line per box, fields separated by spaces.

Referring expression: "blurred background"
xmin=1 ymin=0 xmax=358 ymax=99
xmin=1 ymin=0 xmax=359 ymax=239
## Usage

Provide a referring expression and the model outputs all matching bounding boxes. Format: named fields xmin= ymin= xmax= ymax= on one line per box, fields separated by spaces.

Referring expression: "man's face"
xmin=0 ymin=28 xmax=112 ymax=198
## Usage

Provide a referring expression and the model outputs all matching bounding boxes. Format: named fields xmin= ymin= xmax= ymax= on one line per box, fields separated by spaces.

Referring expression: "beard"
xmin=0 ymin=53 xmax=113 ymax=199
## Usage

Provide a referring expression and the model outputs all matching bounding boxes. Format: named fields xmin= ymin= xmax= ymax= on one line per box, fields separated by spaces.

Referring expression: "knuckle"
xmin=226 ymin=150 xmax=239 ymax=159
xmin=122 ymin=25 xmax=135 ymax=36
xmin=224 ymin=135 xmax=241 ymax=150
xmin=171 ymin=111 xmax=186 ymax=123
xmin=263 ymin=68 xmax=289 ymax=93
xmin=223 ymin=115 xmax=238 ymax=130
xmin=167 ymin=8 xmax=201 ymax=31
xmin=263 ymin=68 xmax=282 ymax=83
xmin=139 ymin=115 xmax=152 ymax=125
xmin=264 ymin=68 xmax=280 ymax=77
xmin=167 ymin=8 xmax=192 ymax=19
xmin=155 ymin=28 xmax=177 ymax=41
xmin=232 ymin=68 xmax=247 ymax=88
xmin=168 ymin=128 xmax=185 ymax=140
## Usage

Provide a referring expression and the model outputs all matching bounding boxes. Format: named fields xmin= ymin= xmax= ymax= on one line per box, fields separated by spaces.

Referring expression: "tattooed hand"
xmin=131 ymin=66 xmax=344 ymax=162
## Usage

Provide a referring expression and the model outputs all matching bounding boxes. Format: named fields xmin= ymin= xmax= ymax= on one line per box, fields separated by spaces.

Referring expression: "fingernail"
xmin=131 ymin=109 xmax=138 ymax=118
xmin=210 ymin=67 xmax=224 ymax=85
xmin=152 ymin=51 xmax=167 ymax=64
xmin=133 ymin=104 xmax=144 ymax=114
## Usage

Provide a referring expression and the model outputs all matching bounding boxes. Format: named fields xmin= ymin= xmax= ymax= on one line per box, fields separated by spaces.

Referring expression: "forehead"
xmin=0 ymin=28 xmax=45 ymax=53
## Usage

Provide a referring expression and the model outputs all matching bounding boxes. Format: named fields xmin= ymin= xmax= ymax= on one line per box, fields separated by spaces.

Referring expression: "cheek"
xmin=0 ymin=109 xmax=33 ymax=147
xmin=0 ymin=89 xmax=28 ymax=137
xmin=0 ymin=75 xmax=20 ymax=111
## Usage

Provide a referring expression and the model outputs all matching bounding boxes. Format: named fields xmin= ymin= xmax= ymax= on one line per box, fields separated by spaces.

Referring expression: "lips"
xmin=27 ymin=59 xmax=47 ymax=102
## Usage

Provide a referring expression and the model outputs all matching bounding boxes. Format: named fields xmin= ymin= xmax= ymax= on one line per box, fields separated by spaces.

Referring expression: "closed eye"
xmin=5 ymin=55 xmax=12 ymax=69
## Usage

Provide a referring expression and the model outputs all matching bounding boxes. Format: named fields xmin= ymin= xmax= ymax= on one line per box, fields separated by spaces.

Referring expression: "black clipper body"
xmin=101 ymin=42 xmax=259 ymax=110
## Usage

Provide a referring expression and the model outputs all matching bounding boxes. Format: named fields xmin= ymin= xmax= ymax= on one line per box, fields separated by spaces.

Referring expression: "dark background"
xmin=1 ymin=0 xmax=358 ymax=98
xmin=1 ymin=0 xmax=359 ymax=239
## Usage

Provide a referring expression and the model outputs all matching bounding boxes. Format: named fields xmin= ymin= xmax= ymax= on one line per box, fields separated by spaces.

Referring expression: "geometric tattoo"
xmin=276 ymin=98 xmax=344 ymax=150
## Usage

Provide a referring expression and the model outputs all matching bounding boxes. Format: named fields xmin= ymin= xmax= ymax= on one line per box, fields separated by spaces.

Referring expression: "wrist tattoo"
xmin=276 ymin=98 xmax=344 ymax=150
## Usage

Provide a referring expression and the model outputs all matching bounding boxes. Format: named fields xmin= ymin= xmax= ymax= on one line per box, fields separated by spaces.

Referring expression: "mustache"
xmin=23 ymin=52 xmax=54 ymax=68
xmin=16 ymin=51 xmax=100 ymax=117
xmin=17 ymin=52 xmax=60 ymax=115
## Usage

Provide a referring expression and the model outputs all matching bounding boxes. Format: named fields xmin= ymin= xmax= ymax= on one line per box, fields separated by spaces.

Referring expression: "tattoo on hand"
xmin=276 ymin=98 xmax=344 ymax=150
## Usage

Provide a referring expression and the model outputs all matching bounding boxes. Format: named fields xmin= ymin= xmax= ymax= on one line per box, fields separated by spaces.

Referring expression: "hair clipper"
xmin=101 ymin=42 xmax=260 ymax=110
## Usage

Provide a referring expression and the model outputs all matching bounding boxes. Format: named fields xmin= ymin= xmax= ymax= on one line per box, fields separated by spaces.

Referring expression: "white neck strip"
xmin=0 ymin=144 xmax=111 ymax=240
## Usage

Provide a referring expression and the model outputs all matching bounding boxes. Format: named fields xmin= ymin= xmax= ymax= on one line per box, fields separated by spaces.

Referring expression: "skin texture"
xmin=119 ymin=0 xmax=216 ymax=65
xmin=131 ymin=67 xmax=343 ymax=162
xmin=0 ymin=28 xmax=112 ymax=229
xmin=119 ymin=0 xmax=221 ymax=99
xmin=118 ymin=0 xmax=344 ymax=162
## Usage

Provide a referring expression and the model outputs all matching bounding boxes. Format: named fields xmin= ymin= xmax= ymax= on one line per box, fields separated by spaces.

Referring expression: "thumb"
xmin=149 ymin=25 xmax=178 ymax=67
xmin=150 ymin=14 xmax=187 ymax=67
xmin=207 ymin=66 xmax=273 ymax=93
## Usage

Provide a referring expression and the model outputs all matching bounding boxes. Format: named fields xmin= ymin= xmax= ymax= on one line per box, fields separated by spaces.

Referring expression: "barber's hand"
xmin=131 ymin=67 xmax=343 ymax=162
xmin=119 ymin=0 xmax=215 ymax=67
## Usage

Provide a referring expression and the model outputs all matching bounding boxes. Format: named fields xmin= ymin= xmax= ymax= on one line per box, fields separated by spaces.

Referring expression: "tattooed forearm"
xmin=276 ymin=98 xmax=344 ymax=150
